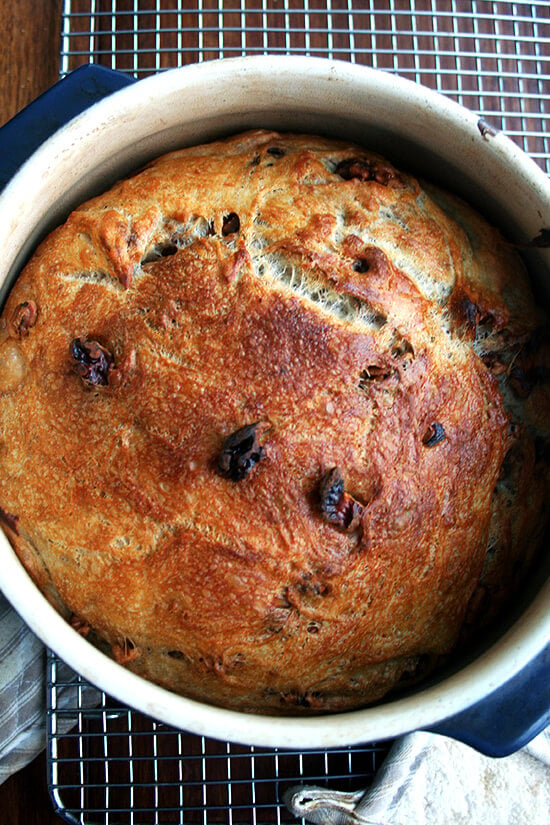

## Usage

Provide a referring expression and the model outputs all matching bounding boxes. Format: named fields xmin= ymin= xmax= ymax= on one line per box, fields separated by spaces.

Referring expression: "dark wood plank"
xmin=0 ymin=752 xmax=66 ymax=825
xmin=0 ymin=0 xmax=62 ymax=126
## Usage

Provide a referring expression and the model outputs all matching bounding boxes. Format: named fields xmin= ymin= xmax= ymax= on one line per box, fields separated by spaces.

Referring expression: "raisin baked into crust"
xmin=0 ymin=130 xmax=548 ymax=713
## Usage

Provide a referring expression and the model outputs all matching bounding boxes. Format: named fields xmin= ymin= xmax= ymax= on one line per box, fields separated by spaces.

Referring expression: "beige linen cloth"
xmin=284 ymin=728 xmax=550 ymax=825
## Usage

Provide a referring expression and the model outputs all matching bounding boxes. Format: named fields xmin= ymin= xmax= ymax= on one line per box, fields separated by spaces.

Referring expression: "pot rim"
xmin=0 ymin=55 xmax=548 ymax=748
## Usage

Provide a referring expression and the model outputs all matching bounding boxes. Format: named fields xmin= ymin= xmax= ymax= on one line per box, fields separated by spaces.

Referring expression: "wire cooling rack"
xmin=59 ymin=0 xmax=550 ymax=172
xmin=49 ymin=2 xmax=550 ymax=824
xmin=47 ymin=652 xmax=391 ymax=825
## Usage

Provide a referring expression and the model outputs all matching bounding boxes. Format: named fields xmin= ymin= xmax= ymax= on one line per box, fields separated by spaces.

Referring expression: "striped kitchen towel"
xmin=0 ymin=593 xmax=99 ymax=785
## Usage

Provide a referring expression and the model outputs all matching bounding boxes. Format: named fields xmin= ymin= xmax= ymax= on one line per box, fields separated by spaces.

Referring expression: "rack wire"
xmin=49 ymin=2 xmax=550 ymax=823
xmin=59 ymin=0 xmax=550 ymax=172
xmin=47 ymin=652 xmax=391 ymax=824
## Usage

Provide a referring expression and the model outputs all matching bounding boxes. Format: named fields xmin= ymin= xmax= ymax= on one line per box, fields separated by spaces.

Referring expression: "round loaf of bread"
xmin=0 ymin=130 xmax=548 ymax=713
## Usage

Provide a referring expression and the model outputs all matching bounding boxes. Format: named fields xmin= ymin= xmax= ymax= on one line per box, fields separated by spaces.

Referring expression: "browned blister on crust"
xmin=0 ymin=130 xmax=548 ymax=714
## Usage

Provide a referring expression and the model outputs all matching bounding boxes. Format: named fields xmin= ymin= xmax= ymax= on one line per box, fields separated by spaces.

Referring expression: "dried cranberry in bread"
xmin=0 ymin=130 xmax=548 ymax=713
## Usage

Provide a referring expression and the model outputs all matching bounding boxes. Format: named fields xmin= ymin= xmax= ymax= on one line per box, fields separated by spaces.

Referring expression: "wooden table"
xmin=0 ymin=1 xmax=61 ymax=128
xmin=0 ymin=4 xmax=65 ymax=822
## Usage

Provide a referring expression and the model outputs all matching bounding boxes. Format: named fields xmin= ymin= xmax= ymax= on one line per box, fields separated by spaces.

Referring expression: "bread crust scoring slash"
xmin=0 ymin=129 xmax=548 ymax=714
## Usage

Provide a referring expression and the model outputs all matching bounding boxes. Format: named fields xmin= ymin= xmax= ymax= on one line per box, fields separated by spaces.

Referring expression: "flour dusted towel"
xmin=0 ymin=594 xmax=99 ymax=785
xmin=284 ymin=729 xmax=550 ymax=825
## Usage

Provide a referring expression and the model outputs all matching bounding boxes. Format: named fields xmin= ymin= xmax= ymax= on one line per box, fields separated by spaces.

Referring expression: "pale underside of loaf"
xmin=0 ymin=130 xmax=548 ymax=713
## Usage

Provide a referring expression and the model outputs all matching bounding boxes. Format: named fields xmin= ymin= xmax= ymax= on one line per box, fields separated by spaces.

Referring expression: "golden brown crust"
xmin=0 ymin=130 xmax=548 ymax=713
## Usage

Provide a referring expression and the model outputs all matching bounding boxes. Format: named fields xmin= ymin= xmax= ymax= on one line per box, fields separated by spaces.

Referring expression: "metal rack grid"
xmin=59 ymin=0 xmax=550 ymax=172
xmin=47 ymin=652 xmax=391 ymax=825
xmin=49 ymin=2 xmax=550 ymax=824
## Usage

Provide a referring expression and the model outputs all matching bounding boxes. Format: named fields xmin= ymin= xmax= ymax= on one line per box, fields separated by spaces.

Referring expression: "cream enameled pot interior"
xmin=0 ymin=57 xmax=549 ymax=748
